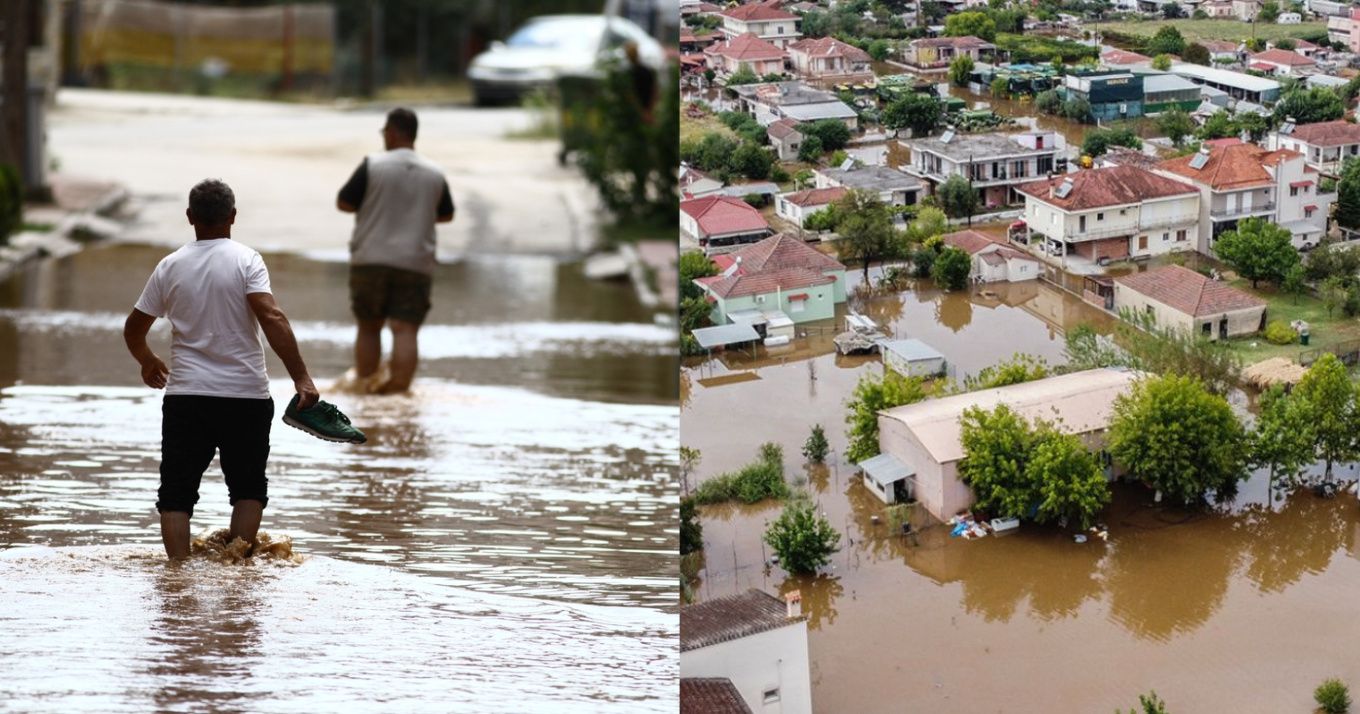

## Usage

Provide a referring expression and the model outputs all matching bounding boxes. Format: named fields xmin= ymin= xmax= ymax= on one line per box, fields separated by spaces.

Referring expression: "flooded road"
xmin=1 ymin=242 xmax=678 ymax=710
xmin=682 ymin=269 xmax=1360 ymax=712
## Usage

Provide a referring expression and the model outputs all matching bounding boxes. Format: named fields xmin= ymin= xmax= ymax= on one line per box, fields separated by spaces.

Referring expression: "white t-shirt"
xmin=134 ymin=238 xmax=272 ymax=399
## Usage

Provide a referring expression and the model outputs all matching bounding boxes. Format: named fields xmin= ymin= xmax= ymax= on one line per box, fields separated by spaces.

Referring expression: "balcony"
xmin=1067 ymin=222 xmax=1139 ymax=241
xmin=1210 ymin=202 xmax=1275 ymax=220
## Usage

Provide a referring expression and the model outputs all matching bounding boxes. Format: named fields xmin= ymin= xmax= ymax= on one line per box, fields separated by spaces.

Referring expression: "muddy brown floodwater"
xmin=0 ymin=243 xmax=678 ymax=712
xmin=683 ymin=268 xmax=1360 ymax=712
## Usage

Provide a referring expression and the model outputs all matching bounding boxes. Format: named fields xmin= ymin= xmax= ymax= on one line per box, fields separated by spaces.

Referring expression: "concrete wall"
xmin=1113 ymin=284 xmax=1265 ymax=339
xmin=680 ymin=623 xmax=812 ymax=714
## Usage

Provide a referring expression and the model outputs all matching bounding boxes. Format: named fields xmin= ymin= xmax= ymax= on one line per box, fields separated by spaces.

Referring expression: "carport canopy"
xmin=693 ymin=323 xmax=762 ymax=350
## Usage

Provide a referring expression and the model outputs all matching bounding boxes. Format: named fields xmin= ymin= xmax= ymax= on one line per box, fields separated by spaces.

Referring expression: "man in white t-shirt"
xmin=337 ymin=107 xmax=454 ymax=394
xmin=123 ymin=179 xmax=320 ymax=559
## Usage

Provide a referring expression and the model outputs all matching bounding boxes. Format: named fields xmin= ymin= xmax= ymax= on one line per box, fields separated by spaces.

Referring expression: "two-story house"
xmin=786 ymin=36 xmax=872 ymax=81
xmin=704 ymin=33 xmax=787 ymax=77
xmin=1156 ymin=142 xmax=1333 ymax=252
xmin=813 ymin=165 xmax=923 ymax=206
xmin=1062 ymin=70 xmax=1145 ymax=121
xmin=731 ymin=81 xmax=859 ymax=129
xmin=1016 ymin=165 xmax=1202 ymax=264
xmin=1268 ymin=119 xmax=1360 ymax=178
xmin=718 ymin=2 xmax=802 ymax=48
xmin=903 ymin=130 xmax=1065 ymax=207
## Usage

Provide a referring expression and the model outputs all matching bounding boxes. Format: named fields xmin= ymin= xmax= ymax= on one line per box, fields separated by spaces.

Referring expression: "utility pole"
xmin=1 ymin=0 xmax=30 ymax=183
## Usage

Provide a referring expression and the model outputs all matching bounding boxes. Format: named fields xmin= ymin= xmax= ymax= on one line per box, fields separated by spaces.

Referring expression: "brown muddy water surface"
xmin=0 ymin=244 xmax=677 ymax=712
xmin=683 ymin=269 xmax=1360 ymax=712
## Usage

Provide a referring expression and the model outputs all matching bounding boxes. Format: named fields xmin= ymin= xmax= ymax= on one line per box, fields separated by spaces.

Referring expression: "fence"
xmin=73 ymin=0 xmax=335 ymax=92
xmin=1300 ymin=338 xmax=1360 ymax=367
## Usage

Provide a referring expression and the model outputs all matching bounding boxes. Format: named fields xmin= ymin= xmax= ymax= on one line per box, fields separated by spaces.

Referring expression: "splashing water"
xmin=190 ymin=529 xmax=304 ymax=565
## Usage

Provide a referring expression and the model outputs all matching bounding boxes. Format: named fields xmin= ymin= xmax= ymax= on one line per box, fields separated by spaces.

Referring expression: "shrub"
xmin=803 ymin=424 xmax=830 ymax=464
xmin=573 ymin=64 xmax=676 ymax=227
xmin=692 ymin=442 xmax=789 ymax=505
xmin=763 ymin=495 xmax=841 ymax=574
xmin=680 ymin=498 xmax=703 ymax=554
xmin=1316 ymin=678 xmax=1351 ymax=714
xmin=1264 ymin=320 xmax=1296 ymax=345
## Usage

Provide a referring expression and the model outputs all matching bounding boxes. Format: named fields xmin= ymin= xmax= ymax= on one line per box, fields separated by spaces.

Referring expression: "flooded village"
xmin=678 ymin=0 xmax=1360 ymax=711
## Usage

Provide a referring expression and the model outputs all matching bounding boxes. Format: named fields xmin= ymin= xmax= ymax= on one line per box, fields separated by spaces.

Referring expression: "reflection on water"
xmin=683 ymin=269 xmax=1360 ymax=711
xmin=0 ymin=546 xmax=675 ymax=713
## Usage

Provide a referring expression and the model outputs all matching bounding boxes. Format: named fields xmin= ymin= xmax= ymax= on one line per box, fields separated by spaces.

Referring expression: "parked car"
xmin=468 ymin=14 xmax=663 ymax=106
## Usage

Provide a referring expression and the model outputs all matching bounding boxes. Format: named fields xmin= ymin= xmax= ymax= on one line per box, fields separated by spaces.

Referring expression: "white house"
xmin=879 ymin=338 xmax=947 ymax=378
xmin=1248 ymin=48 xmax=1316 ymax=75
xmin=1015 ymin=165 xmax=1201 ymax=264
xmin=731 ymin=81 xmax=860 ymax=129
xmin=680 ymin=589 xmax=812 ymax=714
xmin=1156 ymin=142 xmax=1333 ymax=251
xmin=786 ymin=36 xmax=871 ymax=80
xmin=813 ymin=165 xmax=923 ymax=206
xmin=766 ymin=118 xmax=803 ymax=161
xmin=718 ymin=2 xmax=802 ymax=48
xmin=1113 ymin=264 xmax=1267 ymax=339
xmin=903 ymin=130 xmax=1065 ymax=207
xmin=1269 ymin=119 xmax=1360 ymax=178
xmin=1277 ymin=11 xmax=1302 ymax=23
xmin=876 ymin=369 xmax=1139 ymax=521
xmin=775 ymin=186 xmax=847 ymax=228
xmin=941 ymin=229 xmax=1040 ymax=283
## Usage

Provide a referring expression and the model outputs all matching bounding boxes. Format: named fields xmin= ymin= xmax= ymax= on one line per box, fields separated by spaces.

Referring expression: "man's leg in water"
xmin=355 ymin=318 xmax=385 ymax=378
xmin=380 ymin=319 xmax=420 ymax=393
xmin=220 ymin=397 xmax=273 ymax=552
xmin=228 ymin=500 xmax=264 ymax=546
xmin=161 ymin=512 xmax=191 ymax=559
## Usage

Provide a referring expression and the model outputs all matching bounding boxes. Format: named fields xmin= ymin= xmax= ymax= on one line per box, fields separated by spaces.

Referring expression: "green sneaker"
xmin=282 ymin=395 xmax=367 ymax=444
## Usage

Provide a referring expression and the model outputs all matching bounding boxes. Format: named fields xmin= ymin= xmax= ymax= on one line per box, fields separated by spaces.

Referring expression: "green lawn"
xmin=1221 ymin=279 xmax=1360 ymax=363
xmin=1090 ymin=18 xmax=1328 ymax=44
xmin=681 ymin=111 xmax=737 ymax=145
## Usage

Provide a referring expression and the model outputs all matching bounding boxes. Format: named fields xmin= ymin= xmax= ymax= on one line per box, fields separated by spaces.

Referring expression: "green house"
xmin=694 ymin=234 xmax=848 ymax=328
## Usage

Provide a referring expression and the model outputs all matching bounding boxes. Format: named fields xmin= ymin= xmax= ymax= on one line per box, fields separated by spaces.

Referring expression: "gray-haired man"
xmin=337 ymin=107 xmax=455 ymax=394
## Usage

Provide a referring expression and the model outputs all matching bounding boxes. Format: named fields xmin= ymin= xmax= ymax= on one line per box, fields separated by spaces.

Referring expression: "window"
xmin=790 ymin=299 xmax=805 ymax=313
xmin=1163 ymin=232 xmax=1170 ymax=242
xmin=1176 ymin=229 xmax=1187 ymax=242
xmin=1202 ymin=322 xmax=1212 ymax=336
xmin=763 ymin=688 xmax=781 ymax=704
xmin=1079 ymin=215 xmax=1087 ymax=232
xmin=1097 ymin=212 xmax=1105 ymax=221
xmin=1139 ymin=235 xmax=1148 ymax=250
xmin=1290 ymin=186 xmax=1299 ymax=197
xmin=1145 ymin=305 xmax=1155 ymax=320
xmin=1306 ymin=207 xmax=1315 ymax=218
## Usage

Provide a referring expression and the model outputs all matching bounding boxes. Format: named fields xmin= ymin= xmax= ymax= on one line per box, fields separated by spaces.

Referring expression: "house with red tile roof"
xmin=704 ymin=32 xmax=788 ymax=76
xmin=693 ymin=233 xmax=847 ymax=325
xmin=1268 ymin=119 xmax=1360 ymax=178
xmin=718 ymin=1 xmax=802 ymax=48
xmin=1155 ymin=142 xmax=1332 ymax=252
xmin=680 ymin=589 xmax=811 ymax=714
xmin=680 ymin=196 xmax=773 ymax=253
xmin=774 ymin=185 xmax=846 ymax=227
xmin=941 ymin=229 xmax=1041 ymax=283
xmin=1101 ymin=49 xmax=1151 ymax=69
xmin=786 ymin=37 xmax=872 ymax=80
xmin=1113 ymin=264 xmax=1267 ymax=339
xmin=1248 ymin=48 xmax=1316 ymax=75
xmin=901 ymin=36 xmax=997 ymax=71
xmin=1015 ymin=165 xmax=1201 ymax=264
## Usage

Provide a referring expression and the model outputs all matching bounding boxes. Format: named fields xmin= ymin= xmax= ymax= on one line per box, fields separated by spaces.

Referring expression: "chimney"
xmin=785 ymin=590 xmax=802 ymax=619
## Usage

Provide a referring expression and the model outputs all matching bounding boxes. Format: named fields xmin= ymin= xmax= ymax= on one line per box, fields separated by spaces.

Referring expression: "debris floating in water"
xmin=191 ymin=529 xmax=303 ymax=565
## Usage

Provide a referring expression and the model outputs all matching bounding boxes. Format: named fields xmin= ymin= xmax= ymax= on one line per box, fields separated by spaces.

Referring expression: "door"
xmin=1219 ymin=317 xmax=1228 ymax=340
xmin=1137 ymin=235 xmax=1148 ymax=251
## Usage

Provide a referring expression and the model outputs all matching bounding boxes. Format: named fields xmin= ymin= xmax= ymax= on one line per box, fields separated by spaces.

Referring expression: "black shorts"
xmin=349 ymin=264 xmax=433 ymax=325
xmin=157 ymin=395 xmax=273 ymax=516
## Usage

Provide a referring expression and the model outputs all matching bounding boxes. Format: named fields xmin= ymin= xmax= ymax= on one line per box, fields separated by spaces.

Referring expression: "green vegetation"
xmin=880 ymin=92 xmax=943 ymax=136
xmin=1315 ymin=678 xmax=1351 ymax=714
xmin=680 ymin=498 xmax=703 ymax=555
xmin=1071 ymin=310 xmax=1242 ymax=395
xmin=679 ymin=252 xmax=717 ymax=356
xmin=931 ymin=246 xmax=972 ymax=291
xmin=803 ymin=424 xmax=830 ymax=464
xmin=963 ymin=353 xmax=1051 ymax=391
xmin=945 ymin=11 xmax=997 ymax=41
xmin=1213 ymin=217 xmax=1299 ymax=289
xmin=844 ymin=369 xmax=929 ymax=462
xmin=1090 ymin=18 xmax=1327 ymax=44
xmin=995 ymin=33 xmax=1098 ymax=64
xmin=1147 ymin=25 xmax=1187 ymax=56
xmin=680 ymin=445 xmax=702 ymax=498
xmin=763 ymin=494 xmax=841 ymax=575
xmin=1081 ymin=127 xmax=1142 ymax=158
xmin=1293 ymin=353 xmax=1360 ymax=480
xmin=1158 ymin=108 xmax=1196 ymax=147
xmin=0 ymin=164 xmax=22 ymax=246
xmin=1122 ymin=691 xmax=1171 ymax=714
xmin=1338 ymin=159 xmax=1360 ymax=230
xmin=1264 ymin=319 xmax=1297 ymax=345
xmin=1108 ymin=374 xmax=1248 ymax=504
xmin=1151 ymin=53 xmax=1173 ymax=71
xmin=726 ymin=64 xmax=760 ymax=86
xmin=949 ymin=54 xmax=975 ymax=87
xmin=692 ymin=442 xmax=790 ymax=505
xmin=831 ymin=190 xmax=897 ymax=281
xmin=1251 ymin=384 xmax=1314 ymax=490
xmin=938 ymin=174 xmax=979 ymax=222
xmin=1272 ymin=86 xmax=1345 ymax=126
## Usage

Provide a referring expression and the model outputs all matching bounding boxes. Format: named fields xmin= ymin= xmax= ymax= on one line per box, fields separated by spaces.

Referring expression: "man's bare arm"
xmin=124 ymin=309 xmax=168 ymax=389
xmin=247 ymin=292 xmax=319 ymax=409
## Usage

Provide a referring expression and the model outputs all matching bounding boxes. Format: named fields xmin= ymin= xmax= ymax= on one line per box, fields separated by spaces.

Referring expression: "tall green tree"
xmin=1151 ymin=54 xmax=1173 ymax=71
xmin=1250 ymin=385 xmax=1315 ymax=493
xmin=1272 ymin=87 xmax=1345 ymax=126
xmin=803 ymin=119 xmax=851 ymax=151
xmin=959 ymin=404 xmax=1036 ymax=517
xmin=868 ymin=39 xmax=892 ymax=61
xmin=905 ymin=205 xmax=948 ymax=245
xmin=726 ymin=63 xmax=760 ymax=86
xmin=881 ymin=92 xmax=943 ymax=136
xmin=1338 ymin=158 xmax=1360 ymax=230
xmin=949 ymin=54 xmax=975 ymax=87
xmin=1029 ymin=426 xmax=1111 ymax=529
xmin=1158 ymin=108 xmax=1196 ymax=146
xmin=938 ymin=174 xmax=979 ymax=223
xmin=832 ymin=189 xmax=896 ymax=281
xmin=944 ymin=11 xmax=996 ymax=41
xmin=1293 ymin=353 xmax=1360 ymax=481
xmin=1212 ymin=216 xmax=1299 ymax=288
xmin=1108 ymin=374 xmax=1249 ymax=504
xmin=844 ymin=369 xmax=928 ymax=462
xmin=763 ymin=495 xmax=841 ymax=574
xmin=1258 ymin=0 xmax=1280 ymax=21
xmin=1183 ymin=42 xmax=1211 ymax=65
xmin=679 ymin=251 xmax=717 ymax=302
xmin=1081 ymin=127 xmax=1141 ymax=158
xmin=1197 ymin=109 xmax=1237 ymax=140
xmin=1147 ymin=25 xmax=1186 ymax=56
xmin=680 ymin=498 xmax=703 ymax=554
xmin=932 ymin=245 xmax=972 ymax=290
xmin=728 ymin=142 xmax=773 ymax=180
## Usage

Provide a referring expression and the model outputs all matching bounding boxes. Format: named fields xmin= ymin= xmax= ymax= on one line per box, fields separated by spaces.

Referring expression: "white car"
xmin=468 ymin=14 xmax=664 ymax=106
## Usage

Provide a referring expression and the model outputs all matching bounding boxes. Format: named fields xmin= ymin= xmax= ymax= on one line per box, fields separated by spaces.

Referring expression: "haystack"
xmin=1243 ymin=357 xmax=1307 ymax=389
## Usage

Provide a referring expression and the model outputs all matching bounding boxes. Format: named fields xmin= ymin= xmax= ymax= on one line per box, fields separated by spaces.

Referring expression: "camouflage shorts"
xmin=349 ymin=264 xmax=433 ymax=325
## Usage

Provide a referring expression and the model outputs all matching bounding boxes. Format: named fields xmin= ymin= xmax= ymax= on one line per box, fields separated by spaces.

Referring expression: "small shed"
xmin=858 ymin=452 xmax=914 ymax=504
xmin=693 ymin=323 xmax=761 ymax=351
xmin=878 ymin=338 xmax=947 ymax=378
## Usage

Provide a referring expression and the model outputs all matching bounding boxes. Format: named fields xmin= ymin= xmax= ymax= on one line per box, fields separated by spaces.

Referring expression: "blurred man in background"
xmin=337 ymin=107 xmax=455 ymax=394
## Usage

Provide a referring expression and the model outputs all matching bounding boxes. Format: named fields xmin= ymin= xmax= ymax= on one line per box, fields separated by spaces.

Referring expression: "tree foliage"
xmin=1338 ymin=158 xmax=1360 ymax=230
xmin=1293 ymin=353 xmax=1360 ymax=480
xmin=803 ymin=424 xmax=830 ymax=464
xmin=1250 ymin=385 xmax=1315 ymax=489
xmin=1107 ymin=374 xmax=1248 ymax=504
xmin=868 ymin=39 xmax=892 ymax=61
xmin=729 ymin=142 xmax=773 ymax=180
xmin=949 ymin=54 xmax=975 ymax=87
xmin=680 ymin=498 xmax=703 ymax=555
xmin=1212 ymin=216 xmax=1299 ymax=288
xmin=1182 ymin=42 xmax=1210 ymax=65
xmin=844 ymin=369 xmax=928 ymax=462
xmin=1147 ymin=25 xmax=1186 ymax=56
xmin=1272 ymin=87 xmax=1345 ymax=126
xmin=1081 ymin=127 xmax=1142 ymax=158
xmin=798 ymin=134 xmax=825 ymax=163
xmin=832 ymin=189 xmax=897 ymax=281
xmin=1029 ymin=426 xmax=1110 ymax=529
xmin=803 ymin=119 xmax=851 ymax=151
xmin=1123 ymin=691 xmax=1171 ymax=714
xmin=963 ymin=353 xmax=1050 ymax=391
xmin=1315 ymin=678 xmax=1351 ymax=714
xmin=881 ymin=92 xmax=943 ymax=136
xmin=1151 ymin=53 xmax=1173 ymax=71
xmin=763 ymin=495 xmax=841 ymax=575
xmin=938 ymin=174 xmax=978 ymax=220
xmin=944 ymin=11 xmax=996 ymax=41
xmin=679 ymin=251 xmax=717 ymax=302
xmin=691 ymin=442 xmax=790 ymax=505
xmin=959 ymin=404 xmax=1036 ymax=517
xmin=932 ymin=245 xmax=972 ymax=290
xmin=1035 ymin=89 xmax=1062 ymax=114
xmin=1158 ymin=108 xmax=1196 ymax=147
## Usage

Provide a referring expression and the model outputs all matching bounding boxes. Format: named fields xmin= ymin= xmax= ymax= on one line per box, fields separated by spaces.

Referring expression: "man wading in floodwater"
xmin=337 ymin=107 xmax=455 ymax=394
xmin=123 ymin=180 xmax=365 ymax=559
